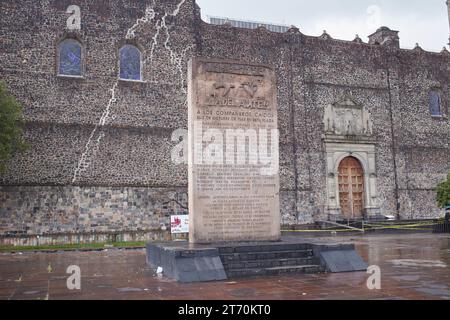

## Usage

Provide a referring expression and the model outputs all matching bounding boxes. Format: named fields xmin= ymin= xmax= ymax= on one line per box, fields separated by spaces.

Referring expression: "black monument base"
xmin=147 ymin=239 xmax=368 ymax=283
xmin=146 ymin=242 xmax=227 ymax=283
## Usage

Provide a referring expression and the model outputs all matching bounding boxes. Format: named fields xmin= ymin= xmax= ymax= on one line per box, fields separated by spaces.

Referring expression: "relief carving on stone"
xmin=203 ymin=73 xmax=270 ymax=110
xmin=324 ymin=97 xmax=373 ymax=136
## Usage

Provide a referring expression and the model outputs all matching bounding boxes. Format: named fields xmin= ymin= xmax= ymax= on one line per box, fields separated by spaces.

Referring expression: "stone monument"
xmin=146 ymin=58 xmax=367 ymax=283
xmin=188 ymin=57 xmax=281 ymax=244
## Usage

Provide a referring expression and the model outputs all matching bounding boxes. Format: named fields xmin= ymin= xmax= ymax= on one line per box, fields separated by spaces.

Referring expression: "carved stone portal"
xmin=323 ymin=97 xmax=381 ymax=221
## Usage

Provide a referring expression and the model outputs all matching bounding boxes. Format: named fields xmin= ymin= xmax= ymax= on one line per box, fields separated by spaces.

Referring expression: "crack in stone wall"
xmin=72 ymin=0 xmax=189 ymax=184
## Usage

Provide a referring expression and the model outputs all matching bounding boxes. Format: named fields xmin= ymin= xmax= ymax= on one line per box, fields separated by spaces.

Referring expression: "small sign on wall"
xmin=171 ymin=215 xmax=189 ymax=234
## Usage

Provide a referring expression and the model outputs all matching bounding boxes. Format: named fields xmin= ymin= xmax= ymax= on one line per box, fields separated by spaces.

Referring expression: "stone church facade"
xmin=0 ymin=0 xmax=449 ymax=243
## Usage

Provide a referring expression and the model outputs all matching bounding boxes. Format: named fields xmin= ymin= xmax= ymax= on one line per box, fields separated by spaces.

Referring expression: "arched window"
xmin=119 ymin=44 xmax=142 ymax=81
xmin=58 ymin=39 xmax=82 ymax=76
xmin=429 ymin=90 xmax=442 ymax=117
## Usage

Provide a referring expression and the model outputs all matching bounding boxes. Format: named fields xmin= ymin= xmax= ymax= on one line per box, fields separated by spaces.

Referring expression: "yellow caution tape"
xmin=282 ymin=229 xmax=363 ymax=233
xmin=282 ymin=220 xmax=445 ymax=233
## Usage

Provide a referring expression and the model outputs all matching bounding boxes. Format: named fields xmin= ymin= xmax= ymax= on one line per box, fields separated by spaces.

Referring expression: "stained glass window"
xmin=429 ymin=90 xmax=442 ymax=117
xmin=119 ymin=45 xmax=142 ymax=81
xmin=58 ymin=39 xmax=82 ymax=76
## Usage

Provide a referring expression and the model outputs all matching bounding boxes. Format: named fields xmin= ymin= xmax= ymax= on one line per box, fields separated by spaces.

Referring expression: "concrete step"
xmin=218 ymin=243 xmax=312 ymax=254
xmin=220 ymin=249 xmax=314 ymax=262
xmin=226 ymin=265 xmax=323 ymax=278
xmin=265 ymin=265 xmax=324 ymax=276
xmin=222 ymin=257 xmax=318 ymax=270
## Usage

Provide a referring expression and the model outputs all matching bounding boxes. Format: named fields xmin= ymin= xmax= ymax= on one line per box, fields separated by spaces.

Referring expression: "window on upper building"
xmin=429 ymin=90 xmax=442 ymax=117
xmin=119 ymin=44 xmax=142 ymax=81
xmin=58 ymin=39 xmax=82 ymax=76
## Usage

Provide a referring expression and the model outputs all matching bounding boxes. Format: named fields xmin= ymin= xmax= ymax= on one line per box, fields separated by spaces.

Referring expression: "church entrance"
xmin=338 ymin=157 xmax=365 ymax=219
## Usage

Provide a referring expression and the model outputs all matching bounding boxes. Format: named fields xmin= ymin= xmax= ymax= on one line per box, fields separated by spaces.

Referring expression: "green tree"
xmin=0 ymin=81 xmax=28 ymax=173
xmin=436 ymin=173 xmax=450 ymax=208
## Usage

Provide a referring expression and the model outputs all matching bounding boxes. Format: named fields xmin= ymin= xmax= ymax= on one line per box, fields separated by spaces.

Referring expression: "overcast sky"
xmin=196 ymin=0 xmax=449 ymax=52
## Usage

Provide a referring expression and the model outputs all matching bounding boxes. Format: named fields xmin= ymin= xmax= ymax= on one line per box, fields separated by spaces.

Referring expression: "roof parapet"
xmin=353 ymin=34 xmax=364 ymax=44
xmin=319 ymin=30 xmax=332 ymax=40
xmin=368 ymin=26 xmax=400 ymax=48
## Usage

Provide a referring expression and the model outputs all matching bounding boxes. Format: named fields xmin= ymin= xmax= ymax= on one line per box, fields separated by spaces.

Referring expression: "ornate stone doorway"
xmin=338 ymin=157 xmax=365 ymax=219
xmin=323 ymin=96 xmax=381 ymax=221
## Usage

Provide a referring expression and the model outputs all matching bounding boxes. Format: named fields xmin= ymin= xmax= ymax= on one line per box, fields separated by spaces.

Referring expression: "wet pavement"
xmin=1 ymin=233 xmax=450 ymax=300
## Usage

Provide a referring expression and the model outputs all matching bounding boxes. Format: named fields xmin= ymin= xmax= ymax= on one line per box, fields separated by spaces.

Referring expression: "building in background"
xmin=0 ymin=0 xmax=449 ymax=245
xmin=447 ymin=0 xmax=450 ymax=44
xmin=209 ymin=16 xmax=290 ymax=33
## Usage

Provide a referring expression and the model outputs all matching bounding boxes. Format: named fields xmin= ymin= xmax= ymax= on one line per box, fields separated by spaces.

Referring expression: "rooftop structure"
xmin=208 ymin=16 xmax=290 ymax=33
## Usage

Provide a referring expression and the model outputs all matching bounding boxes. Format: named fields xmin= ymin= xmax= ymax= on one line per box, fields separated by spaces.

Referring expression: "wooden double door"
xmin=338 ymin=157 xmax=365 ymax=219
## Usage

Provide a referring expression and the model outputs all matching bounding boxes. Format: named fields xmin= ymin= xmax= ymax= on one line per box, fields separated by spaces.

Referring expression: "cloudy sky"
xmin=196 ymin=0 xmax=449 ymax=52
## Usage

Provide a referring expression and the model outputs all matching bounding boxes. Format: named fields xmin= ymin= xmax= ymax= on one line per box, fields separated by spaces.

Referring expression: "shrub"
xmin=0 ymin=81 xmax=28 ymax=173
xmin=436 ymin=173 xmax=450 ymax=208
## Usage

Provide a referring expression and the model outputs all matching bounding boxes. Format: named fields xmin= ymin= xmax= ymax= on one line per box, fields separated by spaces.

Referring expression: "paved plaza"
xmin=1 ymin=233 xmax=450 ymax=300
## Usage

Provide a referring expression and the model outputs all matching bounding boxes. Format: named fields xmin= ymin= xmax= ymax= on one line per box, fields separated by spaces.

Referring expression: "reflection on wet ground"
xmin=0 ymin=233 xmax=449 ymax=300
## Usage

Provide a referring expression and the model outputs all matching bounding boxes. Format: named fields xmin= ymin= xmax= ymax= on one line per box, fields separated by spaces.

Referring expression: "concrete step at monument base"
xmin=222 ymin=257 xmax=318 ymax=269
xmin=218 ymin=243 xmax=312 ymax=254
xmin=226 ymin=265 xmax=323 ymax=278
xmin=220 ymin=249 xmax=314 ymax=263
xmin=218 ymin=243 xmax=325 ymax=278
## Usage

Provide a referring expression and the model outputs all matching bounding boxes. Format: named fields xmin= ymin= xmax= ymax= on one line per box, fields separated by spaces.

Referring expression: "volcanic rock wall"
xmin=0 ymin=0 xmax=449 ymax=243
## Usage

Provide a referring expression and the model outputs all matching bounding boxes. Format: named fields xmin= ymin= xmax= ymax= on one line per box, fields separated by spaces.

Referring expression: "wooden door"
xmin=338 ymin=157 xmax=365 ymax=219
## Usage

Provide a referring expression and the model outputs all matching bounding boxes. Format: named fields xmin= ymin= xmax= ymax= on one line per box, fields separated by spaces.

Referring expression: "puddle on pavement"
xmin=228 ymin=288 xmax=257 ymax=297
xmin=23 ymin=291 xmax=42 ymax=295
xmin=415 ymin=287 xmax=450 ymax=298
xmin=117 ymin=287 xmax=144 ymax=293
xmin=389 ymin=260 xmax=447 ymax=268
xmin=392 ymin=275 xmax=421 ymax=282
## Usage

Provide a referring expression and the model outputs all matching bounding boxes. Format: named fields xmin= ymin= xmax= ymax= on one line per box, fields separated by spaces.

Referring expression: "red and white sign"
xmin=171 ymin=215 xmax=189 ymax=234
